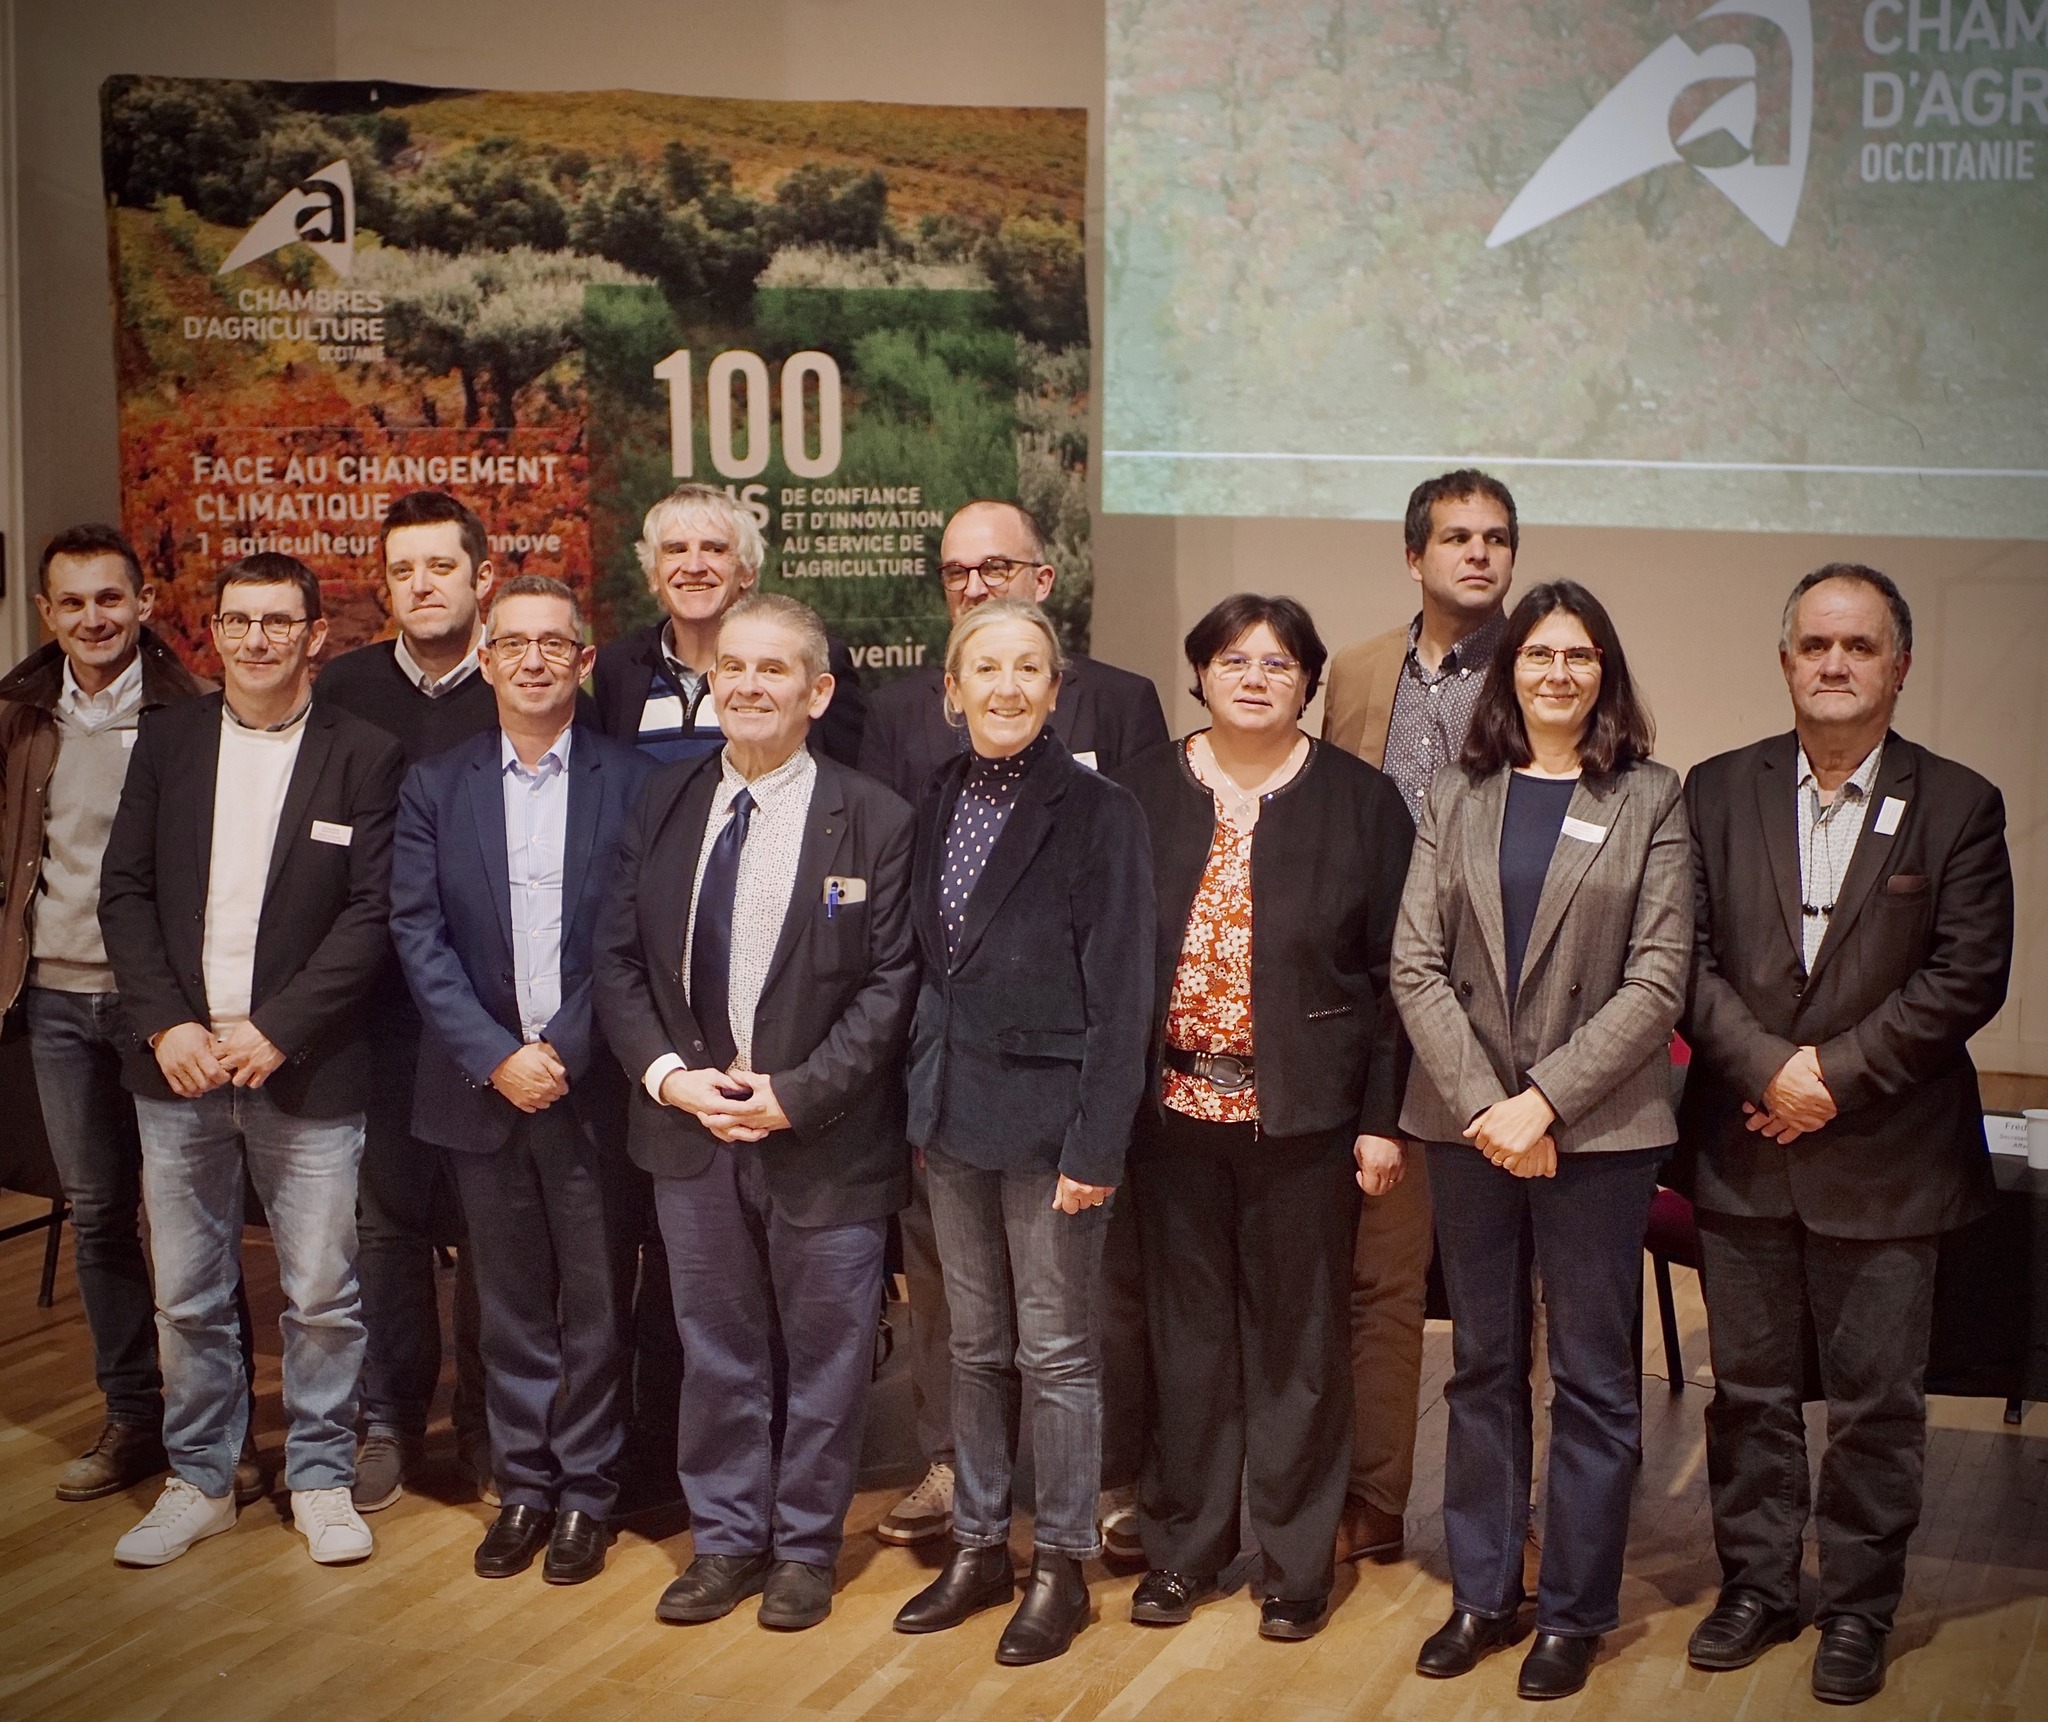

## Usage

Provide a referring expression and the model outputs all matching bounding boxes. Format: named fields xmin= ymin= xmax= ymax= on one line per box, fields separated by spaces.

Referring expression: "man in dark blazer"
xmin=596 ymin=592 xmax=917 ymax=1633
xmin=592 ymin=481 xmax=865 ymax=767
xmin=1675 ymin=563 xmax=2013 ymax=1705
xmin=858 ymin=497 xmax=1168 ymax=1556
xmin=98 ymin=553 xmax=405 ymax=1569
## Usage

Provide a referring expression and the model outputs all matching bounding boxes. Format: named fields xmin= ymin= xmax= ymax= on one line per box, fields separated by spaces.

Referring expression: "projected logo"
xmin=1488 ymin=0 xmax=1812 ymax=248
xmin=218 ymin=160 xmax=357 ymax=278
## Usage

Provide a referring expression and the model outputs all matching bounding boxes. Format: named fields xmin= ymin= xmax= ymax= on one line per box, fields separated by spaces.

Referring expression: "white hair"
xmin=635 ymin=484 xmax=765 ymax=580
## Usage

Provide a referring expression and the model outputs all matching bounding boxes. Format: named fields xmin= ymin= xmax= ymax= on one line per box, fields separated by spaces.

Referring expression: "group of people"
xmin=0 ymin=468 xmax=2011 ymax=1706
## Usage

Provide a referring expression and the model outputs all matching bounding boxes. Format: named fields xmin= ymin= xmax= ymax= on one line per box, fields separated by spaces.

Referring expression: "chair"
xmin=0 ymin=1014 xmax=69 ymax=1308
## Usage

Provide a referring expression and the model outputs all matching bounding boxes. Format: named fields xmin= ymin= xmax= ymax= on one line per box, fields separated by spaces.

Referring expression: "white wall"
xmin=7 ymin=0 xmax=2044 ymax=1071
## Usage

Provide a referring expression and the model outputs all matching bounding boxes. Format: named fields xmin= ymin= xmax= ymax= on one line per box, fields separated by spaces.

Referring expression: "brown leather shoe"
xmin=233 ymin=1438 xmax=269 ymax=1507
xmin=1334 ymin=1495 xmax=1403 ymax=1564
xmin=56 ymin=1421 xmax=167 ymax=1502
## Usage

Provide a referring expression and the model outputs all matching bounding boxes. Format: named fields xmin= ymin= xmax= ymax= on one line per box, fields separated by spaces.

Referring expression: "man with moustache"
xmin=390 ymin=575 xmax=652 ymax=1585
xmin=0 ymin=525 xmax=252 ymax=1504
xmin=316 ymin=490 xmax=503 ymax=1513
xmin=857 ymin=498 xmax=1168 ymax=1556
xmin=99 ymin=553 xmax=405 ymax=1567
xmin=597 ymin=592 xmax=916 ymax=1631
xmin=1677 ymin=565 xmax=2012 ymax=1704
xmin=1321 ymin=470 xmax=1518 ymax=1567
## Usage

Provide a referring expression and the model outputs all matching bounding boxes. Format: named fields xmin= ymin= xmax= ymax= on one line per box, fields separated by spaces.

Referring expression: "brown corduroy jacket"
xmin=0 ymin=631 xmax=211 ymax=1014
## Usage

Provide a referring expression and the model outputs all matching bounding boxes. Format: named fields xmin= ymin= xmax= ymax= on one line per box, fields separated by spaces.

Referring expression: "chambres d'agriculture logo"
xmin=1490 ymin=0 xmax=1814 ymax=247
xmin=193 ymin=159 xmax=383 ymax=363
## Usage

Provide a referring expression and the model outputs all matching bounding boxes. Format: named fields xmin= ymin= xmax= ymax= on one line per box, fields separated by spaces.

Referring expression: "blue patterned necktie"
xmin=689 ymin=787 xmax=755 ymax=1069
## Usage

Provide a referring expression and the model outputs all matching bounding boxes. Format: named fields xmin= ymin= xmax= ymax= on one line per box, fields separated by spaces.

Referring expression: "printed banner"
xmin=1105 ymin=0 xmax=2048 ymax=537
xmin=102 ymin=78 xmax=1090 ymax=675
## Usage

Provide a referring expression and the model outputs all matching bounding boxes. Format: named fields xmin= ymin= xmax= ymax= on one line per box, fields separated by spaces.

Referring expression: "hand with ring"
xmin=1052 ymin=1174 xmax=1115 ymax=1214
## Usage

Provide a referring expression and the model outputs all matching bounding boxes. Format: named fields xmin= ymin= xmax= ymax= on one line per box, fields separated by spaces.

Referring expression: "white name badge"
xmin=310 ymin=820 xmax=354 ymax=847
xmin=1874 ymin=796 xmax=1906 ymax=836
xmin=1072 ymin=749 xmax=1099 ymax=771
xmin=1560 ymin=815 xmax=1608 ymax=846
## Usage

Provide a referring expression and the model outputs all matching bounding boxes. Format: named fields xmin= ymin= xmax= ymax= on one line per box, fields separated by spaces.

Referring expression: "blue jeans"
xmin=656 ymin=1151 xmax=886 ymax=1564
xmin=1427 ymin=1142 xmax=1661 ymax=1638
xmin=924 ymin=1147 xmax=1109 ymax=1559
xmin=135 ymin=1088 xmax=366 ymax=1497
xmin=25 ymin=988 xmax=159 ymax=1423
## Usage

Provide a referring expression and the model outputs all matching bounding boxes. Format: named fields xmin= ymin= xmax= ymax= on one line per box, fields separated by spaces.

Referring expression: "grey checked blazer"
xmin=1391 ymin=758 xmax=1691 ymax=1153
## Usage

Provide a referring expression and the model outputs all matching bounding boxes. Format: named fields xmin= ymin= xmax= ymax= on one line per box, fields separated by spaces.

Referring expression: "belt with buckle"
xmin=1164 ymin=1047 xmax=1255 ymax=1093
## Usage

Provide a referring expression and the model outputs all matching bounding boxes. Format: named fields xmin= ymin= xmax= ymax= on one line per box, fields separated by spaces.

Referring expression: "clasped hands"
xmin=154 ymin=1020 xmax=286 ymax=1097
xmin=658 ymin=1064 xmax=791 ymax=1141
xmin=490 ymin=1041 xmax=569 ymax=1113
xmin=1742 ymin=1044 xmax=1836 ymax=1144
xmin=1465 ymin=1086 xmax=1558 ymax=1178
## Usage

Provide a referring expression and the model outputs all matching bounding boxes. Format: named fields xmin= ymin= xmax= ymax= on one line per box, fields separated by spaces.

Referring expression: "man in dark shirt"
xmin=315 ymin=490 xmax=500 ymax=1512
xmin=858 ymin=498 xmax=1169 ymax=1558
xmin=1320 ymin=470 xmax=1518 ymax=1568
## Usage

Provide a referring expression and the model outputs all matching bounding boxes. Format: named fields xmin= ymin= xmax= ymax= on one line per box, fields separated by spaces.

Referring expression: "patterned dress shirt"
xmin=1795 ymin=739 xmax=1884 ymax=972
xmin=1381 ymin=608 xmax=1507 ymax=823
xmin=681 ymin=745 xmax=817 ymax=1071
xmin=1163 ymin=739 xmax=1259 ymax=1123
xmin=940 ymin=732 xmax=1048 ymax=960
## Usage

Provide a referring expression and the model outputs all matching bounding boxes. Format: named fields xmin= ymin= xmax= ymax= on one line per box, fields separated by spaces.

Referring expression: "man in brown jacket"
xmin=1319 ymin=470 xmax=1517 ymax=1564
xmin=0 ymin=525 xmax=235 ymax=1501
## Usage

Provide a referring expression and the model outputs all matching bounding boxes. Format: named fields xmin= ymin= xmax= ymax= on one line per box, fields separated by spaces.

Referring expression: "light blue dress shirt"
xmin=502 ymin=725 xmax=572 ymax=1043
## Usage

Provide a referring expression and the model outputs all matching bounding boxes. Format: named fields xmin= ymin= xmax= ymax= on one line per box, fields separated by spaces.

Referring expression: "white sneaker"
xmin=291 ymin=1486 xmax=374 ymax=1564
xmin=114 ymin=1476 xmax=236 ymax=1566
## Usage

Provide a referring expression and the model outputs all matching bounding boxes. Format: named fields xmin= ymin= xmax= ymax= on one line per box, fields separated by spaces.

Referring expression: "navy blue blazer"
xmin=389 ymin=722 xmax=654 ymax=1154
xmin=906 ymin=733 xmax=1156 ymax=1187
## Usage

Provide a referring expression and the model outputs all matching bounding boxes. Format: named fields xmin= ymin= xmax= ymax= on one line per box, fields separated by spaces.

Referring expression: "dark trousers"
xmin=623 ymin=1212 xmax=687 ymax=1500
xmin=654 ymin=1152 xmax=886 ymax=1566
xmin=1697 ymin=1210 xmax=1939 ymax=1633
xmin=448 ymin=1104 xmax=637 ymax=1518
xmin=1428 ymin=1142 xmax=1661 ymax=1637
xmin=24 ymin=987 xmax=257 ymax=1424
xmin=904 ymin=1154 xmax=1148 ymax=1487
xmin=1132 ymin=1113 xmax=1359 ymax=1601
xmin=356 ymin=1025 xmax=484 ymax=1448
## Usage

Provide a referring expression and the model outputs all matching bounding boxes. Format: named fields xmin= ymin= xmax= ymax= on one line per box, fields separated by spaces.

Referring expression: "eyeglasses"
xmin=1211 ymin=653 xmax=1300 ymax=681
xmin=487 ymin=634 xmax=582 ymax=667
xmin=1517 ymin=644 xmax=1603 ymax=675
xmin=214 ymin=613 xmax=309 ymax=643
xmin=938 ymin=556 xmax=1039 ymax=592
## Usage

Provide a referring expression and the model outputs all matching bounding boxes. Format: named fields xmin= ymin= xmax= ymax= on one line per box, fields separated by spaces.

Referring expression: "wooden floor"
xmin=2 ymin=1190 xmax=2044 ymax=1722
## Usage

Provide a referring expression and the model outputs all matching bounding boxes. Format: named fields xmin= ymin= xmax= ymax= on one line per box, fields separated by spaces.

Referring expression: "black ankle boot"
xmin=995 ymin=1550 xmax=1090 ymax=1665
xmin=893 ymin=1544 xmax=1015 ymax=1633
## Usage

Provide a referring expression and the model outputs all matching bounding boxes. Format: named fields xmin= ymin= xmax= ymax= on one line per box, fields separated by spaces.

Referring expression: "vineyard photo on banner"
xmin=102 ymin=77 xmax=1091 ymax=680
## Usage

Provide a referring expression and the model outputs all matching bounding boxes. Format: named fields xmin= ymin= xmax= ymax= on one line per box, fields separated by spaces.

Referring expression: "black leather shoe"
xmin=1130 ymin=1569 xmax=1217 ymax=1626
xmin=1416 ymin=1608 xmax=1519 ymax=1677
xmin=1518 ymin=1632 xmax=1598 ymax=1700
xmin=542 ymin=1510 xmax=613 ymax=1585
xmin=1811 ymin=1616 xmax=1887 ymax=1705
xmin=893 ymin=1544 xmax=1016 ymax=1633
xmin=1688 ymin=1591 xmax=1802 ymax=1671
xmin=474 ymin=1504 xmax=555 ymax=1578
xmin=758 ymin=1559 xmax=834 ymax=1630
xmin=995 ymin=1551 xmax=1090 ymax=1665
xmin=657 ymin=1551 xmax=773 ymax=1623
xmin=1259 ymin=1594 xmax=1330 ymax=1641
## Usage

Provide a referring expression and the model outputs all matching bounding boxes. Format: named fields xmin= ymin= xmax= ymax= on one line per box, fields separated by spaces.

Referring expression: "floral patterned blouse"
xmin=1163 ymin=746 xmax=1259 ymax=1123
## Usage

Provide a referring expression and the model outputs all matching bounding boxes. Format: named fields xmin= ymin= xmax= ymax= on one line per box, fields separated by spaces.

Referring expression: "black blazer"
xmin=858 ymin=652 xmax=1170 ymax=807
xmin=98 ymin=694 xmax=406 ymax=1115
xmin=1672 ymin=731 xmax=2012 ymax=1239
xmin=389 ymin=724 xmax=654 ymax=1155
xmin=1115 ymin=737 xmax=1414 ymax=1142
xmin=593 ymin=749 xmax=917 ymax=1226
xmin=591 ymin=621 xmax=867 ymax=769
xmin=907 ymin=734 xmax=1155 ymax=1187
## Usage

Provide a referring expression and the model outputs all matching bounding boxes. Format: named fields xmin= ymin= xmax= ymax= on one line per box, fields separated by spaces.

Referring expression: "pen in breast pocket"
xmin=827 ymin=880 xmax=841 ymax=920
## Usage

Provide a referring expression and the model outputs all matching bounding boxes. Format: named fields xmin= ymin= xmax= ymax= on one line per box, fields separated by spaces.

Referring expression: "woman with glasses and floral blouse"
xmin=1113 ymin=595 xmax=1414 ymax=1642
xmin=1391 ymin=580 xmax=1689 ymax=1701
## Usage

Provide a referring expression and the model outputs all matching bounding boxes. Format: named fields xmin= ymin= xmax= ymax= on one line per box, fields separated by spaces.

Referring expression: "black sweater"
xmin=314 ymin=640 xmax=500 ymax=767
xmin=1113 ymin=736 xmax=1415 ymax=1142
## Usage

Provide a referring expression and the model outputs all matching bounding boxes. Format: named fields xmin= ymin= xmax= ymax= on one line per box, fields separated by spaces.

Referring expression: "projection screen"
xmin=1103 ymin=0 xmax=2048 ymax=538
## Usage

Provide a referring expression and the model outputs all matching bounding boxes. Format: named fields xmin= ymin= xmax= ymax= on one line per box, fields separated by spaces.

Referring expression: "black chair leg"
xmin=38 ymin=1197 xmax=66 ymax=1308
xmin=2005 ymin=1397 xmax=2025 ymax=1426
xmin=1654 ymin=1255 xmax=1683 ymax=1392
